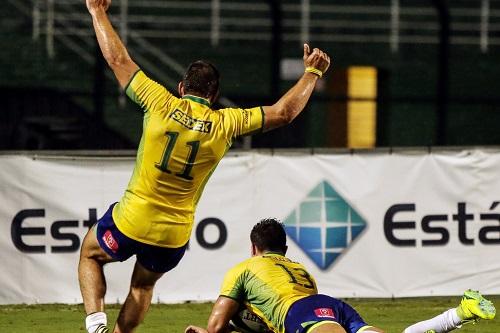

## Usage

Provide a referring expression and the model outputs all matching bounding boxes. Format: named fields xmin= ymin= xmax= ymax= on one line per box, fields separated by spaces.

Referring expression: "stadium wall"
xmin=3 ymin=1 xmax=500 ymax=148
xmin=1 ymin=149 xmax=499 ymax=304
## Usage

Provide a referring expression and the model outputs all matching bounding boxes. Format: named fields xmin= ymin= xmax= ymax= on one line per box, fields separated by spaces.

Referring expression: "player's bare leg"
xmin=309 ymin=322 xmax=347 ymax=333
xmin=79 ymin=226 xmax=116 ymax=332
xmin=357 ymin=327 xmax=385 ymax=333
xmin=113 ymin=261 xmax=164 ymax=333
xmin=307 ymin=319 xmax=384 ymax=333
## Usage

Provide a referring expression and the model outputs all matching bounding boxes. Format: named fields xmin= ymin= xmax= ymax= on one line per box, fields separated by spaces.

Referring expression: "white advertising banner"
xmin=0 ymin=149 xmax=499 ymax=304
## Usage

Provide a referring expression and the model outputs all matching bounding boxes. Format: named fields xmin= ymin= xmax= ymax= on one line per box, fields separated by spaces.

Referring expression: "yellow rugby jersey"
xmin=220 ymin=253 xmax=318 ymax=333
xmin=113 ymin=70 xmax=264 ymax=247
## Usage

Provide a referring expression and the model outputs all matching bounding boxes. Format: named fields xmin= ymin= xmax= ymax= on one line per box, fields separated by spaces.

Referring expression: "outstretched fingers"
xmin=185 ymin=325 xmax=208 ymax=333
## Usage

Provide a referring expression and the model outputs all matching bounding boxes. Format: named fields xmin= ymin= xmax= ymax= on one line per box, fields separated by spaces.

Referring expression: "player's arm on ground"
xmin=86 ymin=0 xmax=139 ymax=89
xmin=185 ymin=296 xmax=239 ymax=333
xmin=262 ymin=44 xmax=330 ymax=132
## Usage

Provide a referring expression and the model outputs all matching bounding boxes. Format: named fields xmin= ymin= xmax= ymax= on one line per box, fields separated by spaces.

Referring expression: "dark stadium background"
xmin=1 ymin=0 xmax=499 ymax=150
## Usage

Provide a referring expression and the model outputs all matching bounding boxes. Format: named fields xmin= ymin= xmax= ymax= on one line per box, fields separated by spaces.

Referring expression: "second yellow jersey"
xmin=113 ymin=70 xmax=264 ymax=247
xmin=220 ymin=253 xmax=318 ymax=333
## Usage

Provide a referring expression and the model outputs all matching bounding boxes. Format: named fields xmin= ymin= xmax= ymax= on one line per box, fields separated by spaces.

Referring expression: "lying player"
xmin=185 ymin=218 xmax=496 ymax=333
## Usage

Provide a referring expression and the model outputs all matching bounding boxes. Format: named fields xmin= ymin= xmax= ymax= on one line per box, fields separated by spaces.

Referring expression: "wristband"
xmin=305 ymin=67 xmax=323 ymax=78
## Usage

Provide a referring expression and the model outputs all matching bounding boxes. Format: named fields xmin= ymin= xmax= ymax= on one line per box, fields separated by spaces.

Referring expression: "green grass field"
xmin=0 ymin=296 xmax=498 ymax=333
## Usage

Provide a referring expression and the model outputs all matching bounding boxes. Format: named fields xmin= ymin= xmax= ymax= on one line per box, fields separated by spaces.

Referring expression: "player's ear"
xmin=178 ymin=81 xmax=184 ymax=97
xmin=251 ymin=243 xmax=257 ymax=256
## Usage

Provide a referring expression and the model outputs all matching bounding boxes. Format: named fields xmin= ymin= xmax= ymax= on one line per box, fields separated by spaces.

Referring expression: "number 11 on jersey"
xmin=155 ymin=131 xmax=200 ymax=180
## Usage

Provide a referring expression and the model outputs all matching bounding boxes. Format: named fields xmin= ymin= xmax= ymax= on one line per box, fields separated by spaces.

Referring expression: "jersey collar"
xmin=182 ymin=94 xmax=211 ymax=107
xmin=263 ymin=251 xmax=286 ymax=257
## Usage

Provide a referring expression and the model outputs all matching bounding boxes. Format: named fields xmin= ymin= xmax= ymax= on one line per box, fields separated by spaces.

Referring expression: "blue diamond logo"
xmin=283 ymin=181 xmax=367 ymax=270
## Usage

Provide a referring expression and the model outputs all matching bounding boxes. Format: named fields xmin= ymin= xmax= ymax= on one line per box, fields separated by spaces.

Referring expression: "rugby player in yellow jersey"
xmin=185 ymin=219 xmax=495 ymax=333
xmin=79 ymin=1 xmax=330 ymax=333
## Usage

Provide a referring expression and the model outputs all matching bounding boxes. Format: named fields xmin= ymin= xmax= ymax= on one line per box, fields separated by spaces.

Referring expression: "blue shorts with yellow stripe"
xmin=284 ymin=294 xmax=372 ymax=333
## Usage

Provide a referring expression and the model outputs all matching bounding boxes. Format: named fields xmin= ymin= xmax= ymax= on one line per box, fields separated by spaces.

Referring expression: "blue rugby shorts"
xmin=95 ymin=203 xmax=187 ymax=273
xmin=284 ymin=294 xmax=370 ymax=333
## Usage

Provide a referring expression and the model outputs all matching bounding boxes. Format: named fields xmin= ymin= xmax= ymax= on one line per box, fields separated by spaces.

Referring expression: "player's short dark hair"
xmin=182 ymin=60 xmax=220 ymax=101
xmin=250 ymin=218 xmax=287 ymax=253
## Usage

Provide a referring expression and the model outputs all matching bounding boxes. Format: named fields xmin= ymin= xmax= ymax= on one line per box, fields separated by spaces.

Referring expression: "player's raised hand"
xmin=86 ymin=0 xmax=111 ymax=14
xmin=303 ymin=44 xmax=331 ymax=76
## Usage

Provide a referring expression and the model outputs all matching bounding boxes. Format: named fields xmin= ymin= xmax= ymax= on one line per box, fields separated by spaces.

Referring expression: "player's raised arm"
xmin=86 ymin=0 xmax=139 ymax=89
xmin=262 ymin=44 xmax=330 ymax=132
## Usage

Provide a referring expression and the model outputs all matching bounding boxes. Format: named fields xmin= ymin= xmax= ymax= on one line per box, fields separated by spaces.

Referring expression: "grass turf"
xmin=0 ymin=296 xmax=498 ymax=333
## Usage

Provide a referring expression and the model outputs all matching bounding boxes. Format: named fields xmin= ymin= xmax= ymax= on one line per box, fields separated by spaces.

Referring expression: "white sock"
xmin=403 ymin=308 xmax=461 ymax=333
xmin=85 ymin=312 xmax=108 ymax=333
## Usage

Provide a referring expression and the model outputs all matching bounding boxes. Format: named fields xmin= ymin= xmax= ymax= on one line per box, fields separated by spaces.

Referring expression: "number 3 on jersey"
xmin=276 ymin=263 xmax=315 ymax=289
xmin=155 ymin=131 xmax=200 ymax=180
